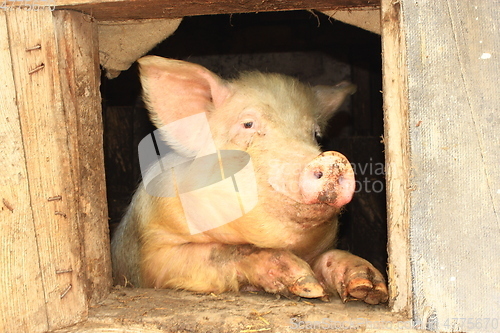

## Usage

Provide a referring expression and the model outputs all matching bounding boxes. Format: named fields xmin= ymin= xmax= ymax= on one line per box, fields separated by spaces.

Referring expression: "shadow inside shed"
xmin=101 ymin=9 xmax=387 ymax=288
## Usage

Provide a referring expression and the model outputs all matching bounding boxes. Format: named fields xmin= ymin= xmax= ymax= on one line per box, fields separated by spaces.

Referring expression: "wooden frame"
xmin=2 ymin=0 xmax=411 ymax=331
xmin=4 ymin=0 xmax=498 ymax=331
xmin=380 ymin=0 xmax=412 ymax=316
xmin=0 ymin=1 xmax=411 ymax=331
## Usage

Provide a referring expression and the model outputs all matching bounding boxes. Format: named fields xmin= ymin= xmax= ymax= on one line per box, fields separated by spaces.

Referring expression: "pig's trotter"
xmin=312 ymin=249 xmax=388 ymax=304
xmin=289 ymin=275 xmax=325 ymax=298
xmin=236 ymin=246 xmax=325 ymax=298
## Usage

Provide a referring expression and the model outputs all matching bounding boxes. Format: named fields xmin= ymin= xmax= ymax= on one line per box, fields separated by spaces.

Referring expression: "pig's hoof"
xmin=237 ymin=248 xmax=325 ymax=298
xmin=313 ymin=250 xmax=388 ymax=305
xmin=340 ymin=265 xmax=388 ymax=304
xmin=289 ymin=275 xmax=325 ymax=298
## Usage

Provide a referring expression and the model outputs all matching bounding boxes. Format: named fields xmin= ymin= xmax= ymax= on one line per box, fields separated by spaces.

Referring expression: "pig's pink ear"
xmin=137 ymin=56 xmax=231 ymax=128
xmin=313 ymin=81 xmax=357 ymax=125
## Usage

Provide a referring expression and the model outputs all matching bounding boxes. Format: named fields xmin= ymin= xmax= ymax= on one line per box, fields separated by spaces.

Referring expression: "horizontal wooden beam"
xmin=61 ymin=288 xmax=413 ymax=332
xmin=50 ymin=0 xmax=380 ymax=21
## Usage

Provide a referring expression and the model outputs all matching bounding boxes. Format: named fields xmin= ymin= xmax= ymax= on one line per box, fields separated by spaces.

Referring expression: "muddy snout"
xmin=299 ymin=151 xmax=355 ymax=208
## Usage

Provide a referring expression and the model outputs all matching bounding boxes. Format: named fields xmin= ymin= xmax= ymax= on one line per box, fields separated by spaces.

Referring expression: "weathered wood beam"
xmin=0 ymin=9 xmax=110 ymax=332
xmin=380 ymin=0 xmax=412 ymax=316
xmin=54 ymin=288 xmax=416 ymax=332
xmin=53 ymin=10 xmax=112 ymax=306
xmin=397 ymin=0 xmax=500 ymax=330
xmin=52 ymin=0 xmax=380 ymax=21
xmin=0 ymin=13 xmax=48 ymax=331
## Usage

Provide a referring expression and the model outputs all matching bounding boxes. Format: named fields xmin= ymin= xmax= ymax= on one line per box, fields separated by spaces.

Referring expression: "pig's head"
xmin=138 ymin=56 xmax=356 ymax=224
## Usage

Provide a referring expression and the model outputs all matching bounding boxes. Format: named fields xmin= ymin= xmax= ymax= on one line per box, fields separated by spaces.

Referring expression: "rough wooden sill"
xmin=54 ymin=288 xmax=424 ymax=333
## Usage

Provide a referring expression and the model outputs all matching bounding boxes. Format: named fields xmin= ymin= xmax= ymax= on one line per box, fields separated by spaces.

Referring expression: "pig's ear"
xmin=313 ymin=81 xmax=357 ymax=125
xmin=137 ymin=56 xmax=231 ymax=128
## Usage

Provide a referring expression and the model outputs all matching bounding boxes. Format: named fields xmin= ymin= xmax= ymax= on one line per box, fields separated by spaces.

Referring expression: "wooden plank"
xmin=323 ymin=8 xmax=381 ymax=34
xmin=400 ymin=0 xmax=500 ymax=331
xmin=53 ymin=10 xmax=112 ymax=305
xmin=6 ymin=8 xmax=88 ymax=329
xmin=53 ymin=288 xmax=426 ymax=333
xmin=0 ymin=11 xmax=48 ymax=333
xmin=380 ymin=0 xmax=412 ymax=316
xmin=50 ymin=0 xmax=380 ymax=21
xmin=3 ymin=9 xmax=106 ymax=330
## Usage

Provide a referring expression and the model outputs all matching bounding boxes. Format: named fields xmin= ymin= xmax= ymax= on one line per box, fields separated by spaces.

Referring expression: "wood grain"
xmin=402 ymin=0 xmax=500 ymax=330
xmin=6 ymin=8 xmax=89 ymax=329
xmin=0 ymin=11 xmax=49 ymax=333
xmin=1 ymin=9 xmax=110 ymax=332
xmin=380 ymin=0 xmax=412 ymax=316
xmin=53 ymin=10 xmax=112 ymax=306
xmin=52 ymin=0 xmax=380 ymax=21
xmin=53 ymin=288 xmax=416 ymax=333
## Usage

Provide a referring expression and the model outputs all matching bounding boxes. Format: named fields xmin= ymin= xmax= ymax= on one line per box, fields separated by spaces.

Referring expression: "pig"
xmin=111 ymin=55 xmax=388 ymax=305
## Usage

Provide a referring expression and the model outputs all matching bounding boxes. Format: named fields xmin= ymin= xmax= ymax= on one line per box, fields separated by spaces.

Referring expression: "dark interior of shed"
xmin=101 ymin=10 xmax=387 ymax=278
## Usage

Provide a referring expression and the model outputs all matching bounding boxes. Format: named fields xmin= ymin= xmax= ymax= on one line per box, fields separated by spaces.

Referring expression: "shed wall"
xmin=401 ymin=0 xmax=500 ymax=331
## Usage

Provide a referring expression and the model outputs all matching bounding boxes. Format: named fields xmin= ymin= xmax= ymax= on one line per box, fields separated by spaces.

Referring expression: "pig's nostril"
xmin=314 ymin=171 xmax=323 ymax=179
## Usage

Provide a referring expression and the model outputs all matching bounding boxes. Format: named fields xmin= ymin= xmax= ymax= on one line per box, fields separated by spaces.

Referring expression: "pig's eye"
xmin=314 ymin=125 xmax=322 ymax=143
xmin=243 ymin=121 xmax=254 ymax=129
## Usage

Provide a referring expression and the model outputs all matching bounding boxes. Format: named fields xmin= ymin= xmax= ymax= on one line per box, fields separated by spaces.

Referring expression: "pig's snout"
xmin=299 ymin=151 xmax=355 ymax=208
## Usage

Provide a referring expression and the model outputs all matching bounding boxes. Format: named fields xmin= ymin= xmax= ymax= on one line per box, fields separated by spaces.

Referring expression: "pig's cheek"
xmin=266 ymin=161 xmax=282 ymax=190
xmin=228 ymin=127 xmax=258 ymax=149
xmin=266 ymin=161 xmax=303 ymax=200
xmin=291 ymin=171 xmax=304 ymax=196
xmin=229 ymin=133 xmax=252 ymax=149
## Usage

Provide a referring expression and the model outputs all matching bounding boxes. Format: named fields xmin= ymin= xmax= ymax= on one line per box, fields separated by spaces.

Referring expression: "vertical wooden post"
xmin=380 ymin=0 xmax=413 ymax=316
xmin=393 ymin=0 xmax=500 ymax=330
xmin=53 ymin=10 xmax=112 ymax=306
xmin=0 ymin=9 xmax=110 ymax=332
xmin=0 ymin=11 xmax=48 ymax=332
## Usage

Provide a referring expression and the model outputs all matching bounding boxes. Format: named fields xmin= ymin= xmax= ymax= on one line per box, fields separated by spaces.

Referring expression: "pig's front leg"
xmin=312 ymin=249 xmax=388 ymax=304
xmin=141 ymin=243 xmax=325 ymax=298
